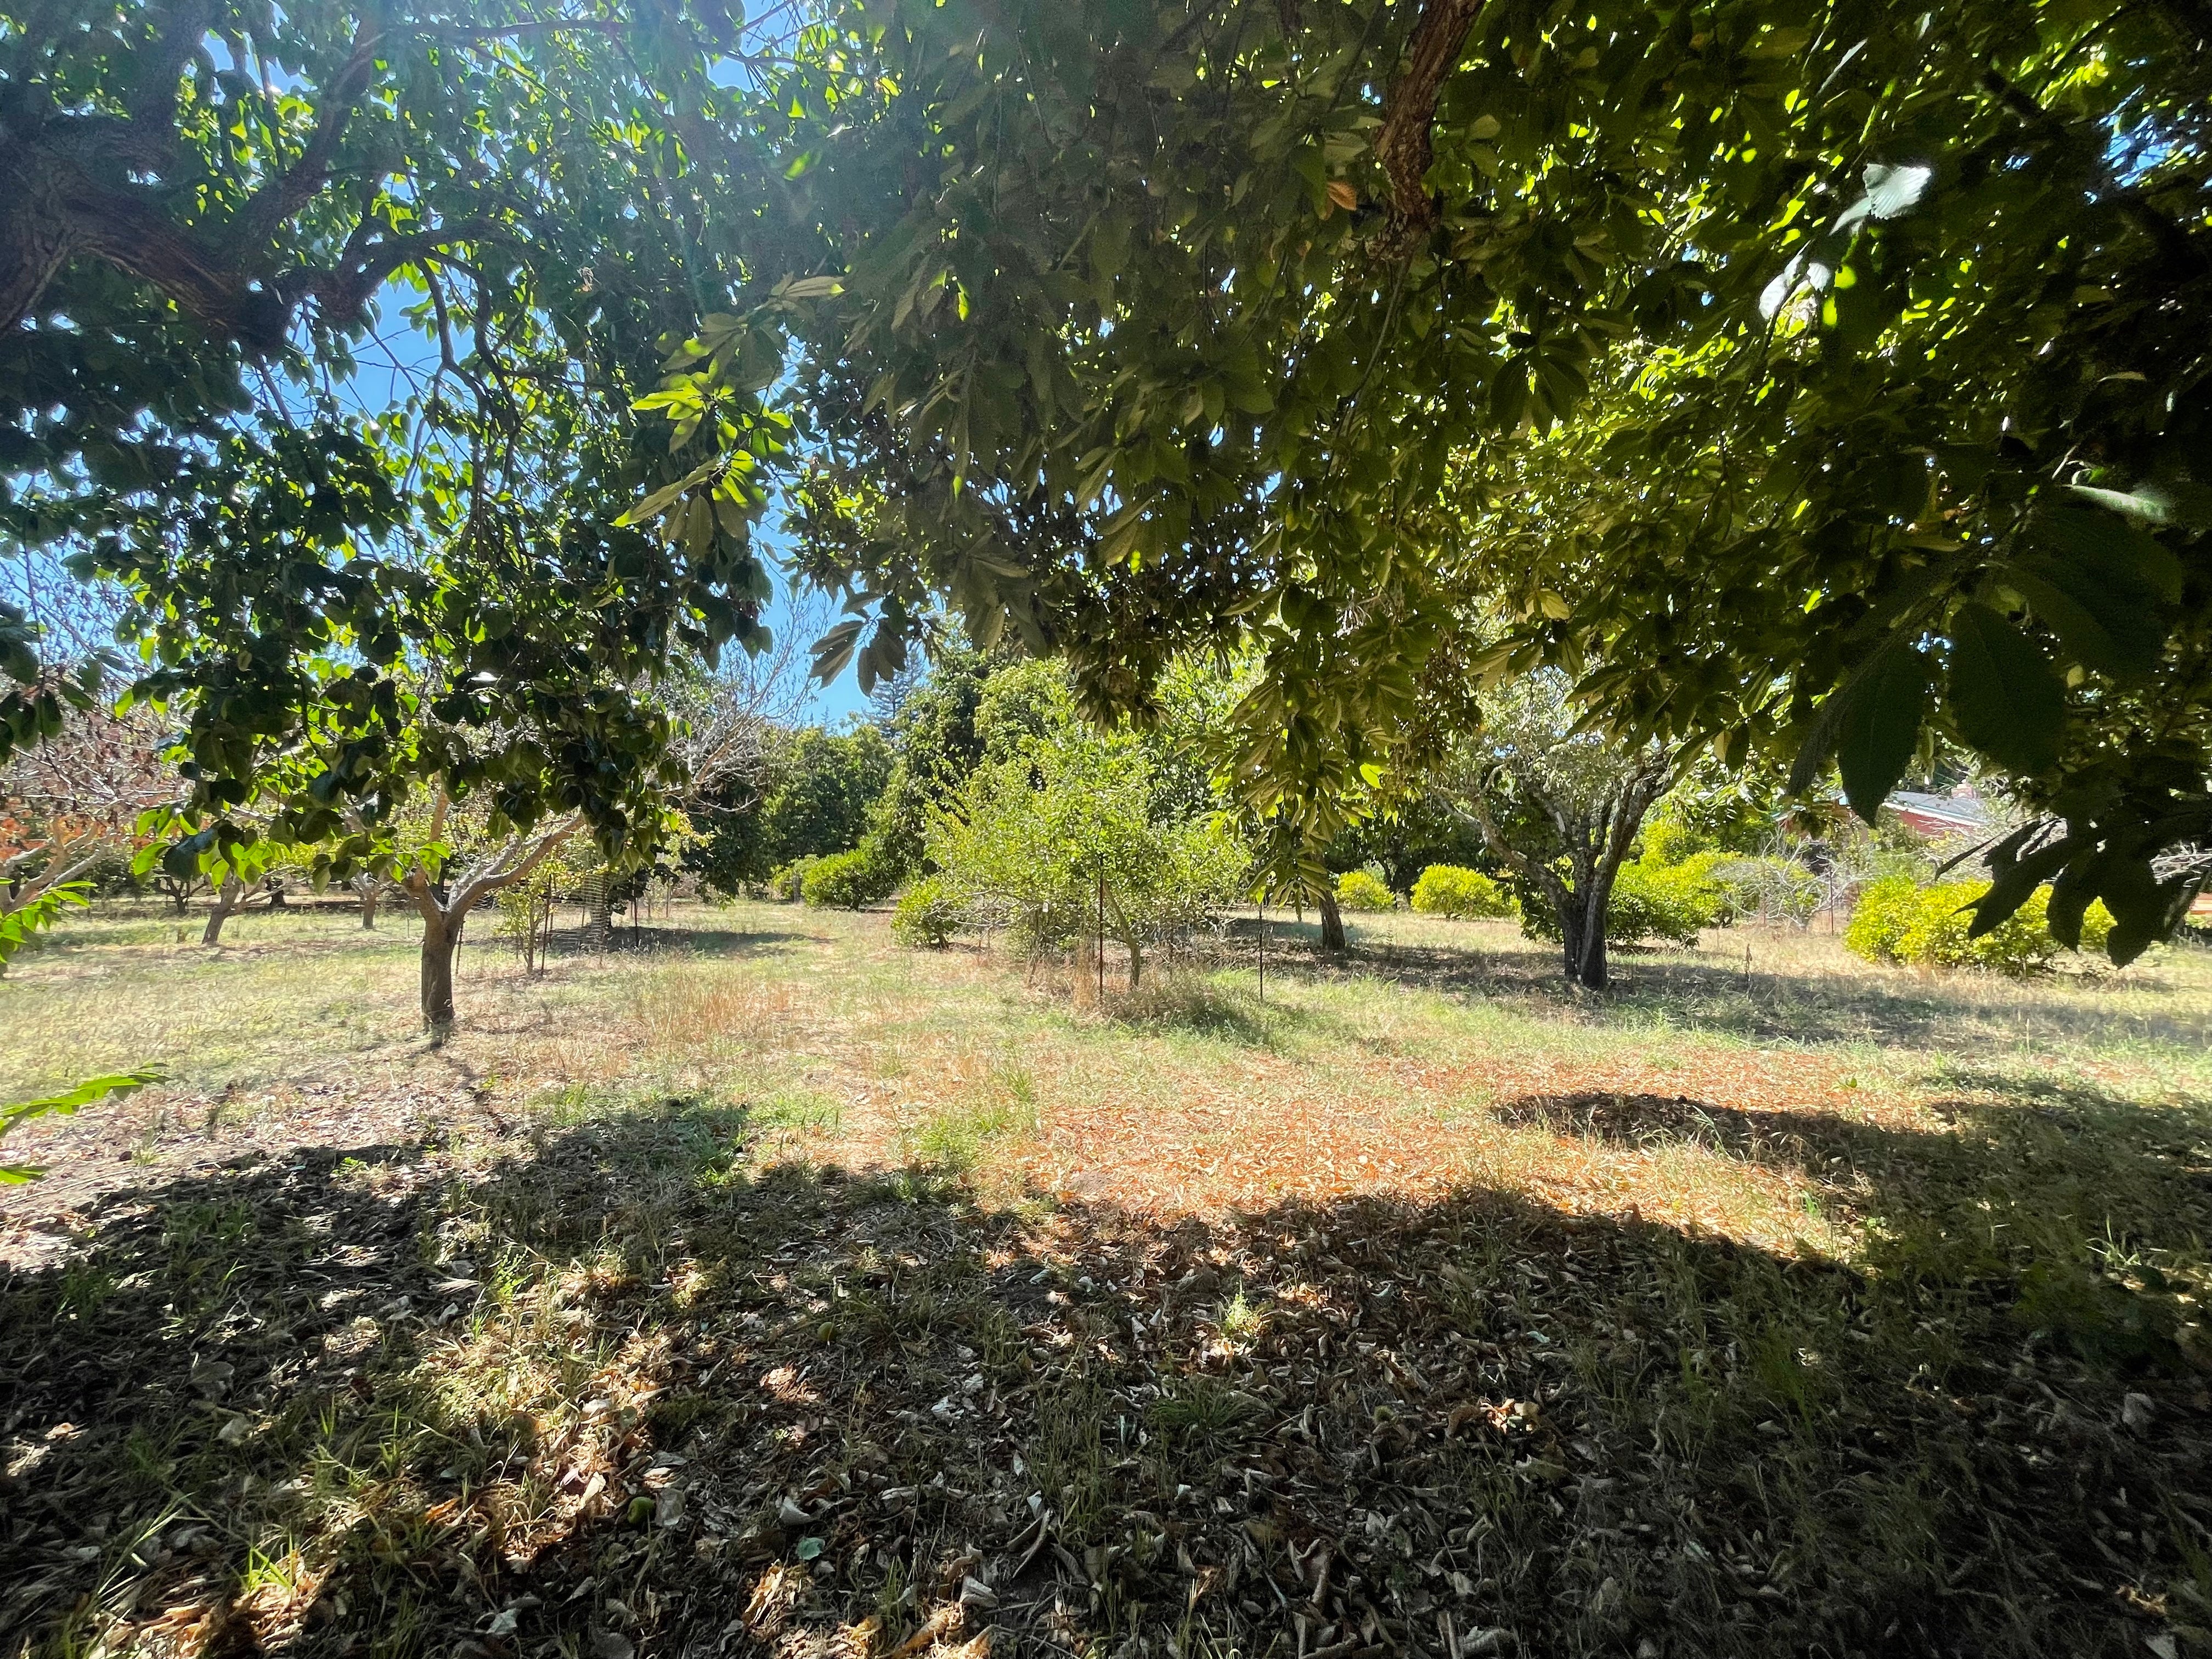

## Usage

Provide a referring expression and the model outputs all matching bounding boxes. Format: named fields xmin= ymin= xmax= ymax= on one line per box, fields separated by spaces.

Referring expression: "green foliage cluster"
xmin=850 ymin=647 xmax=999 ymax=882
xmin=691 ymin=725 xmax=894 ymax=895
xmin=1334 ymin=869 xmax=1396 ymax=913
xmin=802 ymin=848 xmax=898 ymax=911
xmin=890 ymin=876 xmax=963 ymax=948
xmin=768 ymin=858 xmax=816 ymax=902
xmin=921 ymin=730 xmax=1248 ymax=984
xmin=1611 ymin=860 xmax=1731 ymax=948
xmin=1846 ymin=877 xmax=2117 ymax=976
xmin=4 ymin=7 xmax=801 ymax=891
xmin=1410 ymin=865 xmax=1516 ymax=920
xmin=1638 ymin=819 xmax=1710 ymax=870
xmin=635 ymin=0 xmax=2212 ymax=960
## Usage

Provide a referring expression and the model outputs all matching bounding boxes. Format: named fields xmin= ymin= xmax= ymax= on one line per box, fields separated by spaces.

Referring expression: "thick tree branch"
xmin=126 ymin=0 xmax=224 ymax=134
xmin=0 ymin=9 xmax=561 ymax=343
xmin=240 ymin=19 xmax=386 ymax=248
xmin=1374 ymin=0 xmax=1485 ymax=253
xmin=72 ymin=171 xmax=293 ymax=349
xmin=276 ymin=219 xmax=505 ymax=328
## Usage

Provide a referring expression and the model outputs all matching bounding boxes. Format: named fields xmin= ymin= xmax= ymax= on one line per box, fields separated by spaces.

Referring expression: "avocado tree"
xmin=1432 ymin=670 xmax=1672 ymax=989
xmin=3 ymin=0 xmax=818 ymax=1014
xmin=642 ymin=0 xmax=2211 ymax=960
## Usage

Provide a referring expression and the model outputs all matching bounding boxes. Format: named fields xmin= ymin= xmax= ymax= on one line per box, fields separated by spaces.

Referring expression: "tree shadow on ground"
xmin=4 ymin=1098 xmax=2210 ymax=1659
xmin=1346 ymin=933 xmax=2211 ymax=1056
xmin=1491 ymin=1077 xmax=2212 ymax=1374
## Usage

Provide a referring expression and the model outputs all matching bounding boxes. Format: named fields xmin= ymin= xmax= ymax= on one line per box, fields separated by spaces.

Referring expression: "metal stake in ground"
xmin=1257 ymin=895 xmax=1265 ymax=1004
xmin=1097 ymin=868 xmax=1105 ymax=1002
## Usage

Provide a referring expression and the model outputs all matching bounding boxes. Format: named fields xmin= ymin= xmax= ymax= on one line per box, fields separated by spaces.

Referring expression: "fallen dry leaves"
xmin=4 ymin=909 xmax=2210 ymax=1659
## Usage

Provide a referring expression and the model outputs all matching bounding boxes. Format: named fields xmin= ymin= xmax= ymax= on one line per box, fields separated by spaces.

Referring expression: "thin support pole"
xmin=1096 ymin=869 xmax=1106 ymax=1001
xmin=1257 ymin=896 xmax=1265 ymax=1003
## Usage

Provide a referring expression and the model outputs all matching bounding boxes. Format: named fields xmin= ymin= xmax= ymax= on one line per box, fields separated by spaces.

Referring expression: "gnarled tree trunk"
xmin=400 ymin=816 xmax=583 ymax=1039
xmin=1453 ymin=747 xmax=1671 ymax=993
xmin=1558 ymin=860 xmax=1616 ymax=990
xmin=420 ymin=910 xmax=458 ymax=1032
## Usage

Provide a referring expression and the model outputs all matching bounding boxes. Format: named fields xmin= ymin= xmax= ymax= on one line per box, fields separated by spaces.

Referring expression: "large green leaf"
xmin=1788 ymin=634 xmax=1929 ymax=820
xmin=1832 ymin=642 xmax=1932 ymax=822
xmin=2027 ymin=503 xmax=2183 ymax=608
xmin=2007 ymin=561 xmax=2165 ymax=676
xmin=0 ymin=1068 xmax=165 ymax=1183
xmin=1947 ymin=603 xmax=2066 ymax=775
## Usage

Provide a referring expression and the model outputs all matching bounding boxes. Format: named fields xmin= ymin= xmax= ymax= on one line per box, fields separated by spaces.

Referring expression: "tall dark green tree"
xmin=690 ymin=724 xmax=894 ymax=893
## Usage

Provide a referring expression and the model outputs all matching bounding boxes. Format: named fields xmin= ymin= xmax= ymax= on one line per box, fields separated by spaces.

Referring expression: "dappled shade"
xmin=4 ymin=1089 xmax=2208 ymax=1658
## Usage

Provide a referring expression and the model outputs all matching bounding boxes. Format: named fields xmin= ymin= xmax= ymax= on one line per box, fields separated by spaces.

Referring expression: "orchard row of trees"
xmin=686 ymin=646 xmax=1956 ymax=990
xmin=0 ymin=0 xmax=2205 ymax=1051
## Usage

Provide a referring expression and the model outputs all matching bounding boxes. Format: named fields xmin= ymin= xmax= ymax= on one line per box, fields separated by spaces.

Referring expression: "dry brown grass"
xmin=2 ymin=899 xmax=2210 ymax=1659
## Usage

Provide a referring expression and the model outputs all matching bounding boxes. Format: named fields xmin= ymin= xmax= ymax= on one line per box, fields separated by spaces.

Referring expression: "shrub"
xmin=1843 ymin=874 xmax=1921 ymax=963
xmin=891 ymin=876 xmax=964 ymax=947
xmin=1410 ymin=864 xmax=1515 ymax=919
xmin=2077 ymin=898 xmax=2117 ymax=957
xmin=1335 ymin=868 xmax=1396 ymax=912
xmin=1638 ymin=817 xmax=1708 ymax=868
xmin=1610 ymin=858 xmax=1725 ymax=946
xmin=803 ymin=848 xmax=897 ymax=910
xmin=1846 ymin=877 xmax=2119 ymax=975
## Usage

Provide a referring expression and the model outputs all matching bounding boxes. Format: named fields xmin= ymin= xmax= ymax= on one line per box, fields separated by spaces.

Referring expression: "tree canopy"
xmin=5 ymin=0 xmax=2207 ymax=966
xmin=633 ymin=0 xmax=2210 ymax=958
xmin=2 ymin=0 xmax=799 ymax=893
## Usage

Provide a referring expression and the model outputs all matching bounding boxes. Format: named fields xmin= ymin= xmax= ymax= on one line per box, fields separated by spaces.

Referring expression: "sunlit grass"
xmin=5 ymin=895 xmax=2209 ymax=1280
xmin=4 ymin=900 xmax=2209 ymax=1658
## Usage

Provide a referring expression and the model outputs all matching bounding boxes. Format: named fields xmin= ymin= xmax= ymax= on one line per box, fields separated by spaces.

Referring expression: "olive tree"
xmin=1436 ymin=670 xmax=1673 ymax=990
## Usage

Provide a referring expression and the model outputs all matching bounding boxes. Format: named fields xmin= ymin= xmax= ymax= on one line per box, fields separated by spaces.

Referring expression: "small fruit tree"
xmin=1432 ymin=670 xmax=1675 ymax=989
xmin=923 ymin=729 xmax=1248 ymax=987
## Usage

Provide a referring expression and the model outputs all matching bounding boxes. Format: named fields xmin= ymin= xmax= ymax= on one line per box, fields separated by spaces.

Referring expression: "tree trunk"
xmin=421 ymin=913 xmax=458 ymax=1037
xmin=1318 ymin=889 xmax=1347 ymax=955
xmin=1557 ymin=881 xmax=1610 ymax=989
xmin=202 ymin=875 xmax=244 ymax=946
xmin=359 ymin=884 xmax=379 ymax=928
xmin=1561 ymin=911 xmax=1609 ymax=989
xmin=584 ymin=873 xmax=612 ymax=950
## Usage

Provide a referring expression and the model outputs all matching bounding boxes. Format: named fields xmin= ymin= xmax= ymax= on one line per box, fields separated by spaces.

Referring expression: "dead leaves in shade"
xmin=5 ymin=1110 xmax=2210 ymax=1659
